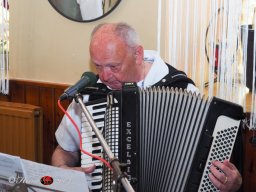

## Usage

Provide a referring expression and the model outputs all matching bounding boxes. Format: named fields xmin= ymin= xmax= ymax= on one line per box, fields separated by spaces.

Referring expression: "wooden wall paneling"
xmin=0 ymin=93 xmax=9 ymax=101
xmin=54 ymin=88 xmax=71 ymax=142
xmin=51 ymin=88 xmax=71 ymax=154
xmin=25 ymin=85 xmax=40 ymax=106
xmin=40 ymin=86 xmax=55 ymax=164
xmin=54 ymin=89 xmax=69 ymax=128
xmin=9 ymin=80 xmax=25 ymax=103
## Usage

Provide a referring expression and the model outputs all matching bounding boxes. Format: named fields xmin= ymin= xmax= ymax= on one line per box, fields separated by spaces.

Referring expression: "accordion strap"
xmin=153 ymin=63 xmax=195 ymax=89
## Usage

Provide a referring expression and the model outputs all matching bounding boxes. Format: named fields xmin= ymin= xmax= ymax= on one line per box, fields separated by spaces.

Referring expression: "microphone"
xmin=59 ymin=72 xmax=97 ymax=101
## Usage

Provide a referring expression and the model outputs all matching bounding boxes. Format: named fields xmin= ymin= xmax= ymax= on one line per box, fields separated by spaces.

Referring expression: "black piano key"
xmin=91 ymin=189 xmax=102 ymax=192
xmin=92 ymin=157 xmax=102 ymax=161
xmin=95 ymin=165 xmax=103 ymax=169
xmin=92 ymin=149 xmax=102 ymax=154
xmin=92 ymin=172 xmax=103 ymax=177
xmin=93 ymin=111 xmax=105 ymax=116
xmin=92 ymin=181 xmax=102 ymax=186
xmin=95 ymin=118 xmax=104 ymax=123
xmin=92 ymin=134 xmax=103 ymax=139
xmin=92 ymin=143 xmax=102 ymax=147
xmin=93 ymin=103 xmax=107 ymax=110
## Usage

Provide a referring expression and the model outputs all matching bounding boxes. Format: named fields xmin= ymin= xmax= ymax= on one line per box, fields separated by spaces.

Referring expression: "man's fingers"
xmin=59 ymin=164 xmax=96 ymax=174
xmin=82 ymin=164 xmax=96 ymax=173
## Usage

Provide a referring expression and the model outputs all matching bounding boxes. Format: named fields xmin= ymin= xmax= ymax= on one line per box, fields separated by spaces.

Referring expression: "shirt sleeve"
xmin=55 ymin=100 xmax=83 ymax=152
xmin=186 ymin=83 xmax=200 ymax=93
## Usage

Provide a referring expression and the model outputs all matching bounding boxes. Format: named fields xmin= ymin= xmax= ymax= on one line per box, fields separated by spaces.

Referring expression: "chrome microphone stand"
xmin=74 ymin=93 xmax=135 ymax=192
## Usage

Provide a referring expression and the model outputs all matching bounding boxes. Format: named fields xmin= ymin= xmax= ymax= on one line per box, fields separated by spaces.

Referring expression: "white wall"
xmin=9 ymin=0 xmax=159 ymax=84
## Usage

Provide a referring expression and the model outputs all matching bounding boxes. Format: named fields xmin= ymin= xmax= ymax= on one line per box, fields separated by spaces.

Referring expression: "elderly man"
xmin=52 ymin=22 xmax=242 ymax=192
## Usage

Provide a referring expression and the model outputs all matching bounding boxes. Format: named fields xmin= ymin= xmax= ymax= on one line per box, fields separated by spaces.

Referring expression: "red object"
xmin=40 ymin=176 xmax=54 ymax=185
xmin=215 ymin=44 xmax=219 ymax=71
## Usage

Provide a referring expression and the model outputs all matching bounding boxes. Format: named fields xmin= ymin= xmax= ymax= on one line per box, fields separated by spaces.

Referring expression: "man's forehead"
xmin=92 ymin=30 xmax=119 ymax=46
xmin=92 ymin=33 xmax=117 ymax=45
xmin=91 ymin=41 xmax=126 ymax=62
xmin=94 ymin=24 xmax=115 ymax=37
xmin=91 ymin=32 xmax=126 ymax=53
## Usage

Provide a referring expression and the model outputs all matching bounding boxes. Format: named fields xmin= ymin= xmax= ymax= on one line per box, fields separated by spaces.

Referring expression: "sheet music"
xmin=0 ymin=153 xmax=89 ymax=192
xmin=0 ymin=153 xmax=25 ymax=191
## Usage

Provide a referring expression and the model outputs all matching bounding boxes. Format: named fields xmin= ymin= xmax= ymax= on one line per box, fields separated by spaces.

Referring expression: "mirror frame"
xmin=48 ymin=0 xmax=122 ymax=23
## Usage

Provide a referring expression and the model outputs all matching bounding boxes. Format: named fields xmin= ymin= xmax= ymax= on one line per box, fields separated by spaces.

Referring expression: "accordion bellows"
xmin=81 ymin=84 xmax=244 ymax=192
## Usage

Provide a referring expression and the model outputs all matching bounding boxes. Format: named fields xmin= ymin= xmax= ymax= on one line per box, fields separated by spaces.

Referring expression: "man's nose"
xmin=100 ymin=67 xmax=112 ymax=81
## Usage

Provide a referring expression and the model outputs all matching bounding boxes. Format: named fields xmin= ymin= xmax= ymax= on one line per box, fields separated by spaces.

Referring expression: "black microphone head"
xmin=59 ymin=72 xmax=97 ymax=101
xmin=81 ymin=72 xmax=97 ymax=87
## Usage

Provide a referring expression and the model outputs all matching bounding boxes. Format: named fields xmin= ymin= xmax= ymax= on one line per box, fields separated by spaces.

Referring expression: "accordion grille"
xmin=138 ymin=88 xmax=209 ymax=191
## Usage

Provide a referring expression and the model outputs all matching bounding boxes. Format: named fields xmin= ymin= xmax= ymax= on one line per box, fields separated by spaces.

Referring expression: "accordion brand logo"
xmin=40 ymin=176 xmax=54 ymax=185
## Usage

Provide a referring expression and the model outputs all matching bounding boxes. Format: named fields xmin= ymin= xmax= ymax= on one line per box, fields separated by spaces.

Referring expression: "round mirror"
xmin=49 ymin=0 xmax=121 ymax=22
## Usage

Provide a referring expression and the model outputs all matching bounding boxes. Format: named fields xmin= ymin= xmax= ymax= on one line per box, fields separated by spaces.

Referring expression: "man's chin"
xmin=107 ymin=84 xmax=122 ymax=90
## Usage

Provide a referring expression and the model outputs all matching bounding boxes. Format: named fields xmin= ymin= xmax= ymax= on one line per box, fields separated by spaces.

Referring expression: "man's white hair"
xmin=91 ymin=22 xmax=140 ymax=49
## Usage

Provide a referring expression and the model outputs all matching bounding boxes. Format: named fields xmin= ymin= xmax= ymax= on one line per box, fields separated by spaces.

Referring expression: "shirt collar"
xmin=140 ymin=50 xmax=168 ymax=88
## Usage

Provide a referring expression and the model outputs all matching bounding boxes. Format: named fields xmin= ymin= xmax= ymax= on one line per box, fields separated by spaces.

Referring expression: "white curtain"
xmin=158 ymin=0 xmax=256 ymax=129
xmin=0 ymin=0 xmax=9 ymax=95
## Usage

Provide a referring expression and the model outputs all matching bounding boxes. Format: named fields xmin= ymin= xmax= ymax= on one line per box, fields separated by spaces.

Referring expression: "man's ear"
xmin=134 ymin=45 xmax=144 ymax=64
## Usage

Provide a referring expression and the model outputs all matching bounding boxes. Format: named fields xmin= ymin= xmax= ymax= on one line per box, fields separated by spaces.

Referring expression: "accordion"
xmin=81 ymin=83 xmax=244 ymax=192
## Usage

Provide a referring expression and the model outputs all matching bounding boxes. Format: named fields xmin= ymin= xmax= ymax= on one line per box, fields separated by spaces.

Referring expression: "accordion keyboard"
xmin=81 ymin=100 xmax=107 ymax=192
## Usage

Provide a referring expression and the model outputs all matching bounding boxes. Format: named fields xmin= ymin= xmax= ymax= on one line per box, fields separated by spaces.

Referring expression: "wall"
xmin=9 ymin=0 xmax=159 ymax=84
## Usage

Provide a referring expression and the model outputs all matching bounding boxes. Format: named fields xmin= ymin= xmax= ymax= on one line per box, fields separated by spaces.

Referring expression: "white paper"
xmin=0 ymin=153 xmax=25 ymax=191
xmin=0 ymin=153 xmax=89 ymax=192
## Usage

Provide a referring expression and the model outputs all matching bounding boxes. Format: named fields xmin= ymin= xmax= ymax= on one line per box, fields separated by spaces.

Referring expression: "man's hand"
xmin=52 ymin=145 xmax=96 ymax=174
xmin=58 ymin=164 xmax=96 ymax=174
xmin=209 ymin=160 xmax=242 ymax=192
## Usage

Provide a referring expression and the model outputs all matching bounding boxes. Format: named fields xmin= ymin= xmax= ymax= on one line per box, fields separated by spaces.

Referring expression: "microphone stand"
xmin=74 ymin=93 xmax=135 ymax=192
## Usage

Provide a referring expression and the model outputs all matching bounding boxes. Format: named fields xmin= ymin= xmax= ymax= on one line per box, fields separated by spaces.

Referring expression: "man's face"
xmin=90 ymin=30 xmax=141 ymax=90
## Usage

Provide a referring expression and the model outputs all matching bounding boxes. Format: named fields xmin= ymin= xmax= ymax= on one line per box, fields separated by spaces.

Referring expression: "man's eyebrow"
xmin=106 ymin=62 xmax=121 ymax=66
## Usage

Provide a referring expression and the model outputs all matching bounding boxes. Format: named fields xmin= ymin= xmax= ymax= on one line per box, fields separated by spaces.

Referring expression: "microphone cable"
xmin=57 ymin=99 xmax=112 ymax=170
